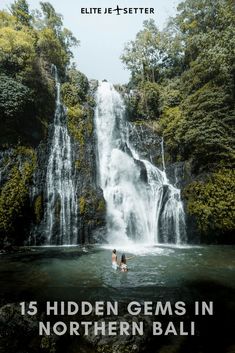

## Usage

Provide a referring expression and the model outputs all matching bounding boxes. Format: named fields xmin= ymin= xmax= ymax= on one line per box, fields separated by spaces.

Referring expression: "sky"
xmin=0 ymin=0 xmax=181 ymax=83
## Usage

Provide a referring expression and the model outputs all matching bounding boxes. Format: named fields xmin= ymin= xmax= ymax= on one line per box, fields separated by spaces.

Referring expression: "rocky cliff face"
xmin=0 ymin=73 xmax=200 ymax=247
xmin=72 ymin=105 xmax=106 ymax=245
xmin=128 ymin=121 xmax=162 ymax=166
xmin=0 ymin=72 xmax=106 ymax=248
xmin=0 ymin=148 xmax=37 ymax=247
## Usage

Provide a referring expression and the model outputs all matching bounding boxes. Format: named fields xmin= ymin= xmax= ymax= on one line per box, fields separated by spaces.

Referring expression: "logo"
xmin=80 ymin=7 xmax=155 ymax=15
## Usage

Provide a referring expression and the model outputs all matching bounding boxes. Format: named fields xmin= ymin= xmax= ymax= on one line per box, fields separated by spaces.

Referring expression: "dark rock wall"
xmin=72 ymin=105 xmax=106 ymax=244
xmin=0 ymin=75 xmax=106 ymax=247
xmin=128 ymin=121 xmax=162 ymax=168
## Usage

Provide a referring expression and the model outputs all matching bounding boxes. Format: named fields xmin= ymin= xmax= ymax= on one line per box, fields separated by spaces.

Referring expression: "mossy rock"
xmin=0 ymin=147 xmax=37 ymax=243
xmin=78 ymin=188 xmax=106 ymax=224
xmin=33 ymin=194 xmax=43 ymax=224
xmin=183 ymin=168 xmax=235 ymax=241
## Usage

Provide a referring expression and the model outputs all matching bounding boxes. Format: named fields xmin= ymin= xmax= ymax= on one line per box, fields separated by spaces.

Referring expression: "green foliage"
xmin=37 ymin=27 xmax=68 ymax=69
xmin=36 ymin=2 xmax=79 ymax=65
xmin=184 ymin=169 xmax=235 ymax=236
xmin=67 ymin=67 xmax=89 ymax=99
xmin=0 ymin=25 xmax=35 ymax=75
xmin=61 ymin=67 xmax=93 ymax=148
xmin=61 ymin=68 xmax=89 ymax=105
xmin=125 ymin=81 xmax=160 ymax=121
xmin=0 ymin=74 xmax=33 ymax=119
xmin=11 ymin=0 xmax=32 ymax=27
xmin=61 ymin=82 xmax=80 ymax=106
xmin=125 ymin=95 xmax=139 ymax=121
xmin=67 ymin=104 xmax=83 ymax=120
xmin=0 ymin=10 xmax=17 ymax=28
xmin=179 ymin=83 xmax=234 ymax=171
xmin=0 ymin=1 xmax=78 ymax=76
xmin=67 ymin=107 xmax=93 ymax=147
xmin=67 ymin=110 xmax=85 ymax=146
xmin=97 ymin=199 xmax=106 ymax=212
xmin=137 ymin=81 xmax=160 ymax=119
xmin=121 ymin=19 xmax=161 ymax=84
xmin=79 ymin=189 xmax=106 ymax=226
xmin=79 ymin=196 xmax=86 ymax=215
xmin=159 ymin=78 xmax=182 ymax=108
xmin=0 ymin=148 xmax=36 ymax=237
xmin=0 ymin=166 xmax=28 ymax=234
xmin=33 ymin=194 xmax=43 ymax=224
xmin=39 ymin=1 xmax=63 ymax=33
xmin=159 ymin=106 xmax=184 ymax=160
xmin=0 ymin=1 xmax=79 ymax=147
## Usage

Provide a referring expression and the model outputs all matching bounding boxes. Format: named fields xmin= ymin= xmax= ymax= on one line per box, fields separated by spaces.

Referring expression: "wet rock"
xmin=128 ymin=122 xmax=162 ymax=169
xmin=133 ymin=159 xmax=148 ymax=183
xmin=84 ymin=315 xmax=152 ymax=353
xmin=0 ymin=303 xmax=61 ymax=353
xmin=0 ymin=303 xmax=38 ymax=335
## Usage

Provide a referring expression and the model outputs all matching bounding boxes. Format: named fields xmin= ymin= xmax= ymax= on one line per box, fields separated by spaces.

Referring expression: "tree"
xmin=137 ymin=81 xmax=160 ymax=119
xmin=37 ymin=27 xmax=68 ymax=69
xmin=184 ymin=169 xmax=235 ymax=239
xmin=174 ymin=0 xmax=234 ymax=66
xmin=0 ymin=10 xmax=17 ymax=28
xmin=0 ymin=74 xmax=32 ymax=119
xmin=11 ymin=0 xmax=32 ymax=27
xmin=36 ymin=2 xmax=79 ymax=68
xmin=121 ymin=19 xmax=162 ymax=84
xmin=0 ymin=26 xmax=35 ymax=75
xmin=39 ymin=1 xmax=63 ymax=34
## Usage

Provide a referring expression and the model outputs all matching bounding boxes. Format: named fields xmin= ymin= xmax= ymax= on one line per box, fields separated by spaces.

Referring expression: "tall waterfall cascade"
xmin=95 ymin=81 xmax=186 ymax=245
xmin=44 ymin=66 xmax=77 ymax=245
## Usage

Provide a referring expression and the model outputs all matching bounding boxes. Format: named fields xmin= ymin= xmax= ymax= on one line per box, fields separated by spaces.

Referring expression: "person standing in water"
xmin=120 ymin=253 xmax=127 ymax=272
xmin=112 ymin=249 xmax=118 ymax=270
xmin=120 ymin=253 xmax=135 ymax=272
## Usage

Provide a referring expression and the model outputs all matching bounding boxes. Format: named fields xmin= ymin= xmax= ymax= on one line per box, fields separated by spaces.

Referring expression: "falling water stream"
xmin=95 ymin=81 xmax=186 ymax=245
xmin=44 ymin=67 xmax=77 ymax=245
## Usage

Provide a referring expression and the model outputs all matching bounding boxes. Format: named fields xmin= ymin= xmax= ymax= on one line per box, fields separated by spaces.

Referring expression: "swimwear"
xmin=120 ymin=263 xmax=127 ymax=271
xmin=112 ymin=262 xmax=118 ymax=270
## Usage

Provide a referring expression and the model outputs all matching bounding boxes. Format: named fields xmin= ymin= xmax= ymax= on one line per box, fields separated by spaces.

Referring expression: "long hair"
xmin=121 ymin=253 xmax=126 ymax=264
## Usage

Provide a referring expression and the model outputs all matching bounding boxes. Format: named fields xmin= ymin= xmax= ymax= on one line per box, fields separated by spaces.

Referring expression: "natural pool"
xmin=0 ymin=244 xmax=234 ymax=353
xmin=0 ymin=244 xmax=234 ymax=301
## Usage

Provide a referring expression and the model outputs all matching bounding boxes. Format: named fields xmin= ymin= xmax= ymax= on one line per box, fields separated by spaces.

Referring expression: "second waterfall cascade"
xmin=95 ymin=81 xmax=186 ymax=245
xmin=44 ymin=67 xmax=78 ymax=245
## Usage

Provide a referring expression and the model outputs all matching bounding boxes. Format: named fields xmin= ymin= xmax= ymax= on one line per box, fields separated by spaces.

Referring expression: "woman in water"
xmin=112 ymin=249 xmax=118 ymax=270
xmin=120 ymin=253 xmax=135 ymax=272
xmin=120 ymin=254 xmax=128 ymax=272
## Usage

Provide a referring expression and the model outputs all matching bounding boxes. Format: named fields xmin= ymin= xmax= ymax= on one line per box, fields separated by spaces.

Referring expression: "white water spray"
xmin=95 ymin=81 xmax=186 ymax=245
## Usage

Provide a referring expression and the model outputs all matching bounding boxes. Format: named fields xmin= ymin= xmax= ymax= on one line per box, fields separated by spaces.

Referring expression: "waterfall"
xmin=44 ymin=66 xmax=77 ymax=245
xmin=161 ymin=137 xmax=166 ymax=172
xmin=95 ymin=81 xmax=186 ymax=245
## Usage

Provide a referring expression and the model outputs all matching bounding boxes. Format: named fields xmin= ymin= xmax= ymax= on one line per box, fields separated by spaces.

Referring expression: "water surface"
xmin=0 ymin=244 xmax=234 ymax=303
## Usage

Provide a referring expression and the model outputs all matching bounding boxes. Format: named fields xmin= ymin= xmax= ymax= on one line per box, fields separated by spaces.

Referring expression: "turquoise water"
xmin=0 ymin=244 xmax=234 ymax=302
xmin=0 ymin=244 xmax=234 ymax=353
